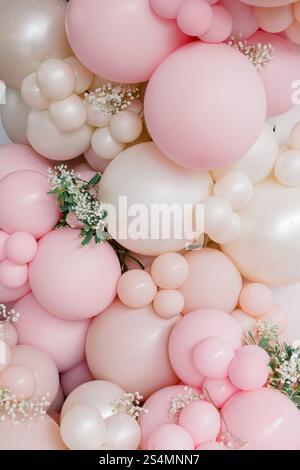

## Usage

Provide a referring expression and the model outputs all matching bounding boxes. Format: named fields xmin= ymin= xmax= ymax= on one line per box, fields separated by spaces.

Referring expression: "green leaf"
xmin=82 ymin=230 xmax=93 ymax=246
xmin=86 ymin=173 xmax=101 ymax=187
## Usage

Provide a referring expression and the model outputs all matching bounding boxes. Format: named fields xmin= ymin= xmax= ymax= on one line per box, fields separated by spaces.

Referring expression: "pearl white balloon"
xmin=275 ymin=149 xmax=300 ymax=187
xmin=27 ymin=110 xmax=93 ymax=161
xmin=0 ymin=88 xmax=29 ymax=144
xmin=213 ymin=171 xmax=253 ymax=209
xmin=268 ymin=104 xmax=300 ymax=146
xmin=21 ymin=73 xmax=49 ymax=110
xmin=203 ymin=196 xmax=233 ymax=236
xmin=223 ymin=177 xmax=300 ymax=285
xmin=110 ymin=111 xmax=143 ymax=143
xmin=91 ymin=127 xmax=125 ymax=160
xmin=60 ymin=405 xmax=107 ymax=450
xmin=64 ymin=57 xmax=94 ymax=94
xmin=211 ymin=123 xmax=279 ymax=184
xmin=49 ymin=95 xmax=87 ymax=132
xmin=210 ymin=212 xmax=241 ymax=245
xmin=105 ymin=414 xmax=141 ymax=450
xmin=37 ymin=59 xmax=75 ymax=101
xmin=87 ymin=105 xmax=111 ymax=128
xmin=99 ymin=142 xmax=213 ymax=255
xmin=289 ymin=120 xmax=300 ymax=150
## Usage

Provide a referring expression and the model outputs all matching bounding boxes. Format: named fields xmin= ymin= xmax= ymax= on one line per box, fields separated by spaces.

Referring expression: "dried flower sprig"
xmin=0 ymin=304 xmax=19 ymax=324
xmin=168 ymin=387 xmax=202 ymax=418
xmin=227 ymin=36 xmax=273 ymax=70
xmin=84 ymin=82 xmax=140 ymax=116
xmin=0 ymin=387 xmax=50 ymax=424
xmin=111 ymin=392 xmax=145 ymax=420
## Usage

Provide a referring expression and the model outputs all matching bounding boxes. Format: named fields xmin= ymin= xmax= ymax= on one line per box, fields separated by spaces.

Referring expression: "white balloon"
xmin=64 ymin=57 xmax=94 ymax=95
xmin=110 ymin=110 xmax=143 ymax=143
xmin=210 ymin=212 xmax=241 ymax=245
xmin=87 ymin=105 xmax=111 ymax=128
xmin=37 ymin=59 xmax=75 ymax=101
xmin=275 ymin=149 xmax=300 ymax=187
xmin=27 ymin=110 xmax=93 ymax=161
xmin=203 ymin=196 xmax=233 ymax=236
xmin=268 ymin=103 xmax=300 ymax=145
xmin=105 ymin=414 xmax=141 ymax=450
xmin=289 ymin=120 xmax=300 ymax=150
xmin=21 ymin=73 xmax=49 ymax=110
xmin=91 ymin=127 xmax=125 ymax=160
xmin=1 ymin=88 xmax=29 ymax=144
xmin=49 ymin=94 xmax=87 ymax=132
xmin=213 ymin=171 xmax=253 ymax=210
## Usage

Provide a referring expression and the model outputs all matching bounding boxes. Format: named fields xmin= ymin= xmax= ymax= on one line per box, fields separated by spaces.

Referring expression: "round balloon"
xmin=29 ymin=228 xmax=121 ymax=320
xmin=0 ymin=89 xmax=29 ymax=144
xmin=0 ymin=281 xmax=30 ymax=303
xmin=144 ymin=42 xmax=266 ymax=170
xmin=60 ymin=361 xmax=93 ymax=397
xmin=0 ymin=144 xmax=50 ymax=181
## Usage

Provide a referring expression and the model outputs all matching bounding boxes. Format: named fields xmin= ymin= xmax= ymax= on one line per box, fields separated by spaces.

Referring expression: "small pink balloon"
xmin=0 ymin=170 xmax=59 ymax=239
xmin=0 ymin=281 xmax=30 ymax=303
xmin=0 ymin=144 xmax=50 ymax=181
xmin=61 ymin=361 xmax=93 ymax=397
xmin=220 ymin=0 xmax=258 ymax=39
xmin=151 ymin=253 xmax=189 ymax=289
xmin=202 ymin=378 xmax=237 ymax=408
xmin=239 ymin=283 xmax=274 ymax=317
xmin=193 ymin=336 xmax=235 ymax=379
xmin=178 ymin=401 xmax=221 ymax=445
xmin=117 ymin=269 xmax=157 ymax=308
xmin=153 ymin=290 xmax=185 ymax=318
xmin=196 ymin=441 xmax=228 ymax=450
xmin=229 ymin=353 xmax=269 ymax=391
xmin=0 ymin=340 xmax=11 ymax=373
xmin=0 ymin=365 xmax=36 ymax=400
xmin=0 ymin=231 xmax=9 ymax=262
xmin=0 ymin=260 xmax=28 ymax=289
xmin=235 ymin=345 xmax=270 ymax=364
xmin=2 ymin=323 xmax=18 ymax=347
xmin=148 ymin=424 xmax=194 ymax=450
xmin=199 ymin=5 xmax=233 ymax=43
xmin=177 ymin=0 xmax=213 ymax=37
xmin=262 ymin=304 xmax=288 ymax=332
xmin=5 ymin=232 xmax=37 ymax=265
xmin=150 ymin=0 xmax=184 ymax=19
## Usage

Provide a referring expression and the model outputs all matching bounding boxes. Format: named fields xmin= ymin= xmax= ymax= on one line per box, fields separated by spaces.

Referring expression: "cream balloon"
xmin=0 ymin=0 xmax=72 ymax=90
xmin=65 ymin=57 xmax=94 ymax=95
xmin=213 ymin=172 xmax=253 ymax=210
xmin=0 ymin=88 xmax=29 ymax=144
xmin=21 ymin=73 xmax=50 ymax=110
xmin=37 ymin=59 xmax=75 ymax=101
xmin=268 ymin=105 xmax=300 ymax=146
xmin=49 ymin=95 xmax=87 ymax=132
xmin=275 ymin=149 xmax=300 ymax=187
xmin=289 ymin=121 xmax=300 ymax=150
xmin=87 ymin=105 xmax=111 ymax=128
xmin=99 ymin=143 xmax=213 ymax=255
xmin=27 ymin=110 xmax=93 ymax=160
xmin=211 ymin=123 xmax=278 ymax=184
xmin=203 ymin=196 xmax=233 ymax=236
xmin=210 ymin=212 xmax=241 ymax=245
xmin=105 ymin=414 xmax=141 ymax=450
xmin=91 ymin=127 xmax=125 ymax=160
xmin=109 ymin=111 xmax=143 ymax=143
xmin=223 ymin=178 xmax=300 ymax=285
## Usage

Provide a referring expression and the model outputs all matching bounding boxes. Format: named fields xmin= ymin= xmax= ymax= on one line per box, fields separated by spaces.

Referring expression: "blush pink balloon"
xmin=0 ymin=281 xmax=30 ymax=303
xmin=0 ymin=260 xmax=28 ymax=288
xmin=202 ymin=378 xmax=237 ymax=408
xmin=150 ymin=0 xmax=184 ymax=19
xmin=248 ymin=32 xmax=300 ymax=116
xmin=235 ymin=345 xmax=270 ymax=364
xmin=61 ymin=361 xmax=93 ymax=397
xmin=0 ymin=364 xmax=36 ymax=400
xmin=151 ymin=253 xmax=190 ymax=289
xmin=0 ymin=231 xmax=9 ymax=261
xmin=199 ymin=5 xmax=233 ymax=43
xmin=239 ymin=282 xmax=274 ymax=317
xmin=221 ymin=388 xmax=300 ymax=450
xmin=178 ymin=401 xmax=221 ymax=445
xmin=148 ymin=424 xmax=194 ymax=450
xmin=145 ymin=41 xmax=266 ymax=170
xmin=169 ymin=309 xmax=242 ymax=387
xmin=10 ymin=345 xmax=59 ymax=405
xmin=5 ymin=232 xmax=37 ymax=265
xmin=193 ymin=337 xmax=235 ymax=379
xmin=0 ymin=414 xmax=66 ymax=450
xmin=179 ymin=249 xmax=242 ymax=315
xmin=117 ymin=270 xmax=157 ymax=308
xmin=13 ymin=293 xmax=90 ymax=372
xmin=0 ymin=144 xmax=50 ymax=181
xmin=86 ymin=300 xmax=179 ymax=398
xmin=2 ymin=323 xmax=18 ymax=347
xmin=176 ymin=0 xmax=213 ymax=37
xmin=229 ymin=353 xmax=269 ymax=391
xmin=29 ymin=228 xmax=121 ymax=320
xmin=66 ymin=0 xmax=190 ymax=83
xmin=0 ymin=170 xmax=59 ymax=239
xmin=220 ymin=0 xmax=258 ymax=39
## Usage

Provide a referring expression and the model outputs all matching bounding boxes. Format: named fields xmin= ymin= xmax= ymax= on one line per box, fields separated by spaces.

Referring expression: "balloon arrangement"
xmin=0 ymin=0 xmax=300 ymax=452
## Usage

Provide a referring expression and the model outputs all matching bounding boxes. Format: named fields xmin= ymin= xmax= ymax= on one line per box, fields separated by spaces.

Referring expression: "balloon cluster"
xmin=253 ymin=1 xmax=300 ymax=44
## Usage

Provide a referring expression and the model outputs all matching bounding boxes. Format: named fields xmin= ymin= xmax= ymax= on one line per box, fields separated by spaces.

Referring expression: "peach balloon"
xmin=0 ymin=144 xmax=50 ymax=181
xmin=179 ymin=249 xmax=242 ymax=315
xmin=151 ymin=253 xmax=189 ymax=289
xmin=86 ymin=300 xmax=179 ymax=398
xmin=61 ymin=361 xmax=93 ymax=397
xmin=117 ymin=270 xmax=157 ymax=309
xmin=0 ymin=365 xmax=36 ymax=400
xmin=254 ymin=5 xmax=294 ymax=32
xmin=13 ymin=293 xmax=90 ymax=372
xmin=153 ymin=290 xmax=185 ymax=318
xmin=239 ymin=283 xmax=274 ymax=317
xmin=5 ymin=232 xmax=37 ymax=265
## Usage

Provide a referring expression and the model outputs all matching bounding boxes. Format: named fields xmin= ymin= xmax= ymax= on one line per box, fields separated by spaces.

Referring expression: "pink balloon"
xmin=29 ymin=228 xmax=121 ymax=320
xmin=229 ymin=353 xmax=269 ymax=391
xmin=169 ymin=309 xmax=242 ymax=387
xmin=61 ymin=361 xmax=93 ymax=397
xmin=220 ymin=0 xmax=258 ymax=39
xmin=117 ymin=270 xmax=157 ymax=309
xmin=0 ymin=231 xmax=9 ymax=261
xmin=148 ymin=423 xmax=194 ymax=450
xmin=199 ymin=5 xmax=233 ymax=43
xmin=0 ymin=260 xmax=28 ymax=288
xmin=13 ymin=293 xmax=90 ymax=372
xmin=0 ymin=170 xmax=59 ymax=239
xmin=193 ymin=337 xmax=235 ymax=379
xmin=178 ymin=400 xmax=221 ymax=445
xmin=2 ymin=322 xmax=18 ymax=347
xmin=145 ymin=41 xmax=266 ymax=170
xmin=86 ymin=300 xmax=179 ymax=398
xmin=0 ymin=340 xmax=11 ymax=373
xmin=221 ymin=388 xmax=300 ymax=450
xmin=140 ymin=384 xmax=200 ymax=449
xmin=0 ymin=414 xmax=66 ymax=450
xmin=66 ymin=0 xmax=190 ymax=83
xmin=248 ymin=32 xmax=300 ymax=117
xmin=0 ymin=144 xmax=50 ymax=181
xmin=0 ymin=281 xmax=30 ymax=303
xmin=235 ymin=345 xmax=270 ymax=364
xmin=179 ymin=249 xmax=242 ymax=315
xmin=150 ymin=0 xmax=184 ymax=19
xmin=5 ymin=232 xmax=37 ymax=265
xmin=197 ymin=441 xmax=228 ymax=450
xmin=176 ymin=0 xmax=213 ymax=37
xmin=202 ymin=378 xmax=237 ymax=408
xmin=0 ymin=365 xmax=36 ymax=400
xmin=10 ymin=345 xmax=59 ymax=405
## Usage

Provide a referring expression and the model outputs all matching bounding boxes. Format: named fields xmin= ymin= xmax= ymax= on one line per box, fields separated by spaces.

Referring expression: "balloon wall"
xmin=0 ymin=0 xmax=300 ymax=452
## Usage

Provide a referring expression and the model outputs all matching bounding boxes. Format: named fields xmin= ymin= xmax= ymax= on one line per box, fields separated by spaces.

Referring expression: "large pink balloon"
xmin=169 ymin=309 xmax=242 ymax=387
xmin=0 ymin=415 xmax=66 ymax=450
xmin=66 ymin=0 xmax=189 ymax=83
xmin=29 ymin=228 xmax=121 ymax=320
xmin=144 ymin=41 xmax=266 ymax=170
xmin=179 ymin=248 xmax=242 ymax=314
xmin=248 ymin=32 xmax=300 ymax=117
xmin=13 ymin=293 xmax=90 ymax=372
xmin=221 ymin=388 xmax=300 ymax=450
xmin=0 ymin=170 xmax=59 ymax=238
xmin=86 ymin=300 xmax=179 ymax=398
xmin=0 ymin=144 xmax=50 ymax=181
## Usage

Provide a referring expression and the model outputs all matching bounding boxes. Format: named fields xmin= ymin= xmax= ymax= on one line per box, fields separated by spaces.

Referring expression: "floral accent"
xmin=0 ymin=304 xmax=20 ymax=324
xmin=168 ymin=387 xmax=202 ymax=418
xmin=227 ymin=36 xmax=273 ymax=70
xmin=84 ymin=82 xmax=140 ymax=116
xmin=0 ymin=388 xmax=50 ymax=424
xmin=111 ymin=392 xmax=145 ymax=420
